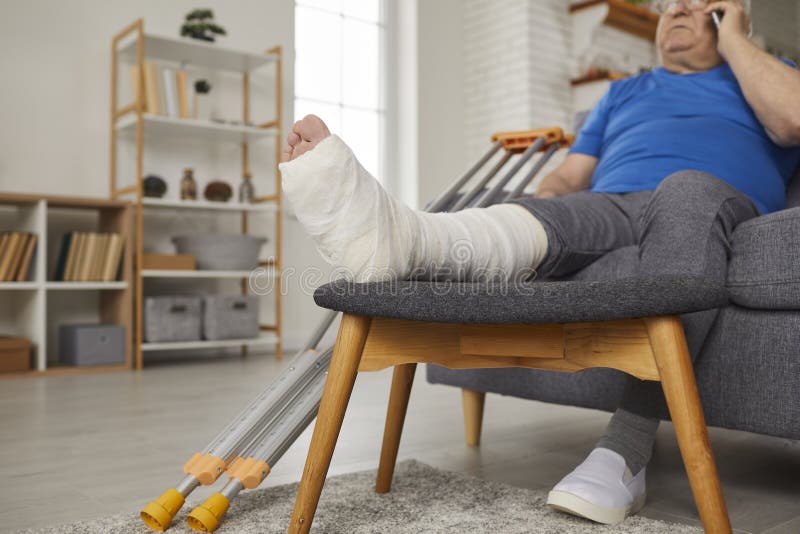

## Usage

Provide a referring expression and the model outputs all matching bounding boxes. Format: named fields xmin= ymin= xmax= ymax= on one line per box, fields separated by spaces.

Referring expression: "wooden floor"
xmin=1 ymin=353 xmax=798 ymax=533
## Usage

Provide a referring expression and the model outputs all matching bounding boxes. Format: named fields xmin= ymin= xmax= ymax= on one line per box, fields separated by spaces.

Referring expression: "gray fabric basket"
xmin=203 ymin=295 xmax=260 ymax=340
xmin=144 ymin=296 xmax=202 ymax=343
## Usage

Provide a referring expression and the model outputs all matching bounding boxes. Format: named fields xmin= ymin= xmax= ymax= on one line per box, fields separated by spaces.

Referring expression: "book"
xmin=142 ymin=62 xmax=162 ymax=115
xmin=80 ymin=233 xmax=97 ymax=281
xmin=16 ymin=234 xmax=36 ymax=282
xmin=90 ymin=234 xmax=106 ymax=281
xmin=129 ymin=64 xmax=145 ymax=110
xmin=0 ymin=234 xmax=9 ymax=270
xmin=112 ymin=236 xmax=126 ymax=281
xmin=102 ymin=234 xmax=123 ymax=281
xmin=162 ymin=67 xmax=178 ymax=118
xmin=68 ymin=232 xmax=87 ymax=282
xmin=176 ymin=70 xmax=189 ymax=119
xmin=0 ymin=232 xmax=21 ymax=281
xmin=53 ymin=233 xmax=73 ymax=281
xmin=97 ymin=234 xmax=112 ymax=280
xmin=64 ymin=232 xmax=81 ymax=282
xmin=7 ymin=233 xmax=28 ymax=281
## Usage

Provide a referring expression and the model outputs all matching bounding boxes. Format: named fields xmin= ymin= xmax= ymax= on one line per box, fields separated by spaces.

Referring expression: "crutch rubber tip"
xmin=140 ymin=488 xmax=185 ymax=531
xmin=187 ymin=493 xmax=230 ymax=533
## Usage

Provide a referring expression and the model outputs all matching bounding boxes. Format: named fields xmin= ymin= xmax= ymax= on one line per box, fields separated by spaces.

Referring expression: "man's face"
xmin=656 ymin=0 xmax=723 ymax=70
xmin=656 ymin=0 xmax=718 ymax=61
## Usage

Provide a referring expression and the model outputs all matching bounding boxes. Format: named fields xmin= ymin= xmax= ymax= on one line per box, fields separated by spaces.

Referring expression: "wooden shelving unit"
xmin=0 ymin=193 xmax=133 ymax=377
xmin=569 ymin=0 xmax=659 ymax=41
xmin=110 ymin=19 xmax=283 ymax=369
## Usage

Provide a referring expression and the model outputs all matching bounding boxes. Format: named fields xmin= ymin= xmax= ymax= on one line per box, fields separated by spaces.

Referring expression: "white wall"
xmin=416 ymin=0 xmax=466 ymax=208
xmin=0 ymin=0 xmax=338 ymax=352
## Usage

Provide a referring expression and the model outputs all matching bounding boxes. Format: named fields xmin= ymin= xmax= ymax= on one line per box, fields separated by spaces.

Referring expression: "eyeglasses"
xmin=652 ymin=0 xmax=709 ymax=15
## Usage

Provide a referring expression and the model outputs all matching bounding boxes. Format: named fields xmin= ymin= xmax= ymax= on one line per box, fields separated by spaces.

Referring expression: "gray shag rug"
xmin=20 ymin=460 xmax=702 ymax=533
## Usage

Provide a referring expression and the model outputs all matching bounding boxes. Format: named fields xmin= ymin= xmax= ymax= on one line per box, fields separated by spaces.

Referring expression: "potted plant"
xmin=180 ymin=9 xmax=227 ymax=42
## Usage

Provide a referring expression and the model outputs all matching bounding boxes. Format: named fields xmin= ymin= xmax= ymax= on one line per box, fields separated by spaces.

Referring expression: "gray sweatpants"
xmin=511 ymin=170 xmax=760 ymax=473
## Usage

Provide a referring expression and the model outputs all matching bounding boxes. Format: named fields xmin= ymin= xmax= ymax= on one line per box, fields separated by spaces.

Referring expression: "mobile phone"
xmin=711 ymin=10 xmax=722 ymax=29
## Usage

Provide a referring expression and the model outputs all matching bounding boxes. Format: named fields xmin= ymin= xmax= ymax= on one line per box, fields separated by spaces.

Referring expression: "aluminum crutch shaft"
xmin=504 ymin=142 xmax=560 ymax=201
xmin=427 ymin=140 xmax=503 ymax=213
xmin=187 ymin=357 xmax=331 ymax=532
xmin=449 ymin=152 xmax=515 ymax=212
xmin=474 ymin=136 xmax=546 ymax=208
xmin=140 ymin=347 xmax=328 ymax=531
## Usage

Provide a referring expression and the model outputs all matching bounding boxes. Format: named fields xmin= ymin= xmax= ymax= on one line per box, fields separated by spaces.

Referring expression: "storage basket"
xmin=59 ymin=324 xmax=125 ymax=366
xmin=144 ymin=296 xmax=202 ymax=343
xmin=203 ymin=295 xmax=260 ymax=340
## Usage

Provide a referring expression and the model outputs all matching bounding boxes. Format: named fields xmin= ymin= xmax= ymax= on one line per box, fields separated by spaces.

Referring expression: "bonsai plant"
xmin=181 ymin=9 xmax=227 ymax=42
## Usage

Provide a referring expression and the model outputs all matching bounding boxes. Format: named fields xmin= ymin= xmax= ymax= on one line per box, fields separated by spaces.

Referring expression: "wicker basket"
xmin=203 ymin=295 xmax=260 ymax=340
xmin=144 ymin=296 xmax=202 ymax=343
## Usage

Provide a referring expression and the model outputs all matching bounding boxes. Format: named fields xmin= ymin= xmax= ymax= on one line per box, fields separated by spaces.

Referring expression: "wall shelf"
xmin=141 ymin=269 xmax=263 ymax=279
xmin=0 ymin=282 xmax=39 ymax=290
xmin=569 ymin=0 xmax=659 ymax=41
xmin=142 ymin=332 xmax=279 ymax=352
xmin=110 ymin=19 xmax=284 ymax=369
xmin=115 ymin=114 xmax=278 ymax=144
xmin=45 ymin=281 xmax=129 ymax=290
xmin=117 ymin=32 xmax=275 ymax=73
xmin=0 ymin=195 xmax=133 ymax=375
xmin=140 ymin=197 xmax=277 ymax=213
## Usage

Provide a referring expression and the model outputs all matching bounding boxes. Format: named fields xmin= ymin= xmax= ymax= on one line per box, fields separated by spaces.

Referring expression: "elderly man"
xmin=279 ymin=0 xmax=800 ymax=525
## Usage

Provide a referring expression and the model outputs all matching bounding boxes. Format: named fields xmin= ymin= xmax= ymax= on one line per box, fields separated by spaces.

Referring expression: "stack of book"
xmin=53 ymin=232 xmax=125 ymax=282
xmin=0 ymin=232 xmax=37 ymax=282
xmin=130 ymin=63 xmax=190 ymax=118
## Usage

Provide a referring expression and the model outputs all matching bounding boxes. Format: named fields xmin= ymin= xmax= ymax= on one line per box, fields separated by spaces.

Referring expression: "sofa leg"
xmin=375 ymin=363 xmax=417 ymax=493
xmin=462 ymin=389 xmax=486 ymax=447
xmin=645 ymin=316 xmax=732 ymax=534
xmin=289 ymin=314 xmax=372 ymax=534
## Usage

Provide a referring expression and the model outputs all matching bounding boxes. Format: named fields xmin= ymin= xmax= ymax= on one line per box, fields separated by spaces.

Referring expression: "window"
xmin=294 ymin=0 xmax=386 ymax=179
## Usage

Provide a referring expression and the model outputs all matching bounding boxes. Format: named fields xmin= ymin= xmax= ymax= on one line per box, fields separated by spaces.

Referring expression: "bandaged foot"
xmin=279 ymin=115 xmax=549 ymax=283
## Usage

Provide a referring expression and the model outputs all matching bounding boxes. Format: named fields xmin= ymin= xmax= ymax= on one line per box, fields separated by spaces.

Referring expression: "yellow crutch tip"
xmin=187 ymin=493 xmax=230 ymax=532
xmin=140 ymin=488 xmax=185 ymax=531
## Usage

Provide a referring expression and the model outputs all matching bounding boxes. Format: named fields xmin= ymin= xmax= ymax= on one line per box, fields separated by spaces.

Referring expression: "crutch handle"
xmin=490 ymin=127 xmax=564 ymax=153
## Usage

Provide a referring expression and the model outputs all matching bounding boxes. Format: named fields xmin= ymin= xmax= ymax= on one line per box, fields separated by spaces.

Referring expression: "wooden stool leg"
xmin=646 ymin=316 xmax=732 ymax=534
xmin=289 ymin=314 xmax=372 ymax=534
xmin=461 ymin=389 xmax=485 ymax=446
xmin=375 ymin=363 xmax=417 ymax=493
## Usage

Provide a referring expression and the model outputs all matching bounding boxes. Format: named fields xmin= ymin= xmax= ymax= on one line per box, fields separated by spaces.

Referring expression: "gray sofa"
xmin=427 ymin=167 xmax=800 ymax=442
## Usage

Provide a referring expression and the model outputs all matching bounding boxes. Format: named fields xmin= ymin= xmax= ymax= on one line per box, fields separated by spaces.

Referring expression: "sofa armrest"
xmin=728 ymin=206 xmax=800 ymax=310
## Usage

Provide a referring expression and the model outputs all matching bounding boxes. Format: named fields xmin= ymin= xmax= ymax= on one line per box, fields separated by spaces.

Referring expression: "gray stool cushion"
xmin=313 ymin=274 xmax=728 ymax=324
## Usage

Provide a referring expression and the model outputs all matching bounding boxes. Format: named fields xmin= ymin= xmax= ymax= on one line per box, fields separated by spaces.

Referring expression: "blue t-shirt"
xmin=570 ymin=60 xmax=800 ymax=214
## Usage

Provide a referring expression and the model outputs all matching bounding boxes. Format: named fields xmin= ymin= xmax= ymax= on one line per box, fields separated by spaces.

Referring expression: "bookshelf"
xmin=0 ymin=193 xmax=133 ymax=376
xmin=110 ymin=19 xmax=283 ymax=369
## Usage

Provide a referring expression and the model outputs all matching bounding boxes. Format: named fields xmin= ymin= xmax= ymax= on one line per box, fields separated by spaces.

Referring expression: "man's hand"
xmin=704 ymin=1 xmax=750 ymax=61
xmin=533 ymin=153 xmax=597 ymax=198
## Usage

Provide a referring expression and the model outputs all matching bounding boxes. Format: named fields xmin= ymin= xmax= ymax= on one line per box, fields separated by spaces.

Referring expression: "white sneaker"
xmin=546 ymin=447 xmax=647 ymax=524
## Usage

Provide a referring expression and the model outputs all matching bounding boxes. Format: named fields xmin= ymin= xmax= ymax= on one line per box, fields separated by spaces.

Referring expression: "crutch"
xmin=186 ymin=349 xmax=333 ymax=532
xmin=139 ymin=127 xmax=567 ymax=532
xmin=139 ymin=348 xmax=334 ymax=531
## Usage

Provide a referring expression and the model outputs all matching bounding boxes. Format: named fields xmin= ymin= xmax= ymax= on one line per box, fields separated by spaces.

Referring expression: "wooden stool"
xmin=288 ymin=276 xmax=733 ymax=534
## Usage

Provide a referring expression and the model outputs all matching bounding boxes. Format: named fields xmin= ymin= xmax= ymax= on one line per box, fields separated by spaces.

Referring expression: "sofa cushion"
xmin=728 ymin=207 xmax=800 ymax=310
xmin=314 ymin=274 xmax=727 ymax=324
